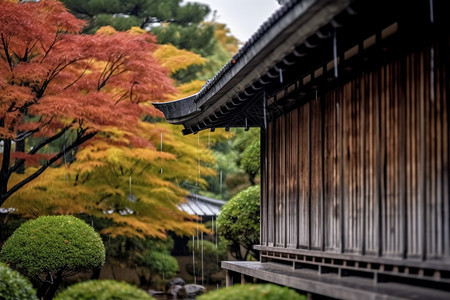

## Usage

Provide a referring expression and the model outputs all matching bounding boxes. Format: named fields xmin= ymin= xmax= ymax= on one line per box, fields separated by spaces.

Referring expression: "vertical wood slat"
xmin=365 ymin=71 xmax=378 ymax=254
xmin=275 ymin=116 xmax=286 ymax=247
xmin=339 ymin=86 xmax=345 ymax=253
xmin=267 ymin=120 xmax=275 ymax=247
xmin=324 ymin=90 xmax=340 ymax=251
xmin=287 ymin=109 xmax=299 ymax=248
xmin=321 ymin=92 xmax=326 ymax=252
xmin=308 ymin=102 xmax=312 ymax=250
xmin=419 ymin=46 xmax=427 ymax=260
xmin=298 ymin=103 xmax=310 ymax=248
xmin=343 ymin=81 xmax=351 ymax=252
xmin=441 ymin=41 xmax=449 ymax=258
xmin=310 ymin=98 xmax=322 ymax=249
xmin=261 ymin=125 xmax=267 ymax=246
xmin=361 ymin=74 xmax=367 ymax=255
xmin=399 ymin=57 xmax=407 ymax=259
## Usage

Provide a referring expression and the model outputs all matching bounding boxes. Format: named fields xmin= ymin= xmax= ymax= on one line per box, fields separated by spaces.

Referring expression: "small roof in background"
xmin=178 ymin=194 xmax=226 ymax=217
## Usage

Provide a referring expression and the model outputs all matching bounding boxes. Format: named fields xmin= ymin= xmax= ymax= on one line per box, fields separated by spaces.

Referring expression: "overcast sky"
xmin=192 ymin=0 xmax=280 ymax=45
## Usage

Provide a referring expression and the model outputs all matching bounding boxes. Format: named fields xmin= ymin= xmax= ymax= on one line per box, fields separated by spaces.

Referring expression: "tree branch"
xmin=64 ymin=61 xmax=91 ymax=90
xmin=1 ymin=33 xmax=13 ymax=71
xmin=9 ymin=121 xmax=74 ymax=175
xmin=0 ymin=139 xmax=12 ymax=196
xmin=40 ymin=32 xmax=62 ymax=63
xmin=1 ymin=131 xmax=97 ymax=206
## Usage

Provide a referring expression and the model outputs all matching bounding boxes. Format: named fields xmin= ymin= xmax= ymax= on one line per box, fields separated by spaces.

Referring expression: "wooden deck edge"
xmin=221 ymin=261 xmax=450 ymax=300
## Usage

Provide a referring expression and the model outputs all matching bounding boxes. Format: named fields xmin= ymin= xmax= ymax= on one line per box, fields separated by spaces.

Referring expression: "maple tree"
xmin=6 ymin=121 xmax=228 ymax=239
xmin=0 ymin=0 xmax=174 ymax=206
xmin=3 ymin=25 xmax=231 ymax=239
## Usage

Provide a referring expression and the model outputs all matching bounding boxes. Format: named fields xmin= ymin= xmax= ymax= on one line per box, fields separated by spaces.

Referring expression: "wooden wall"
xmin=261 ymin=42 xmax=449 ymax=262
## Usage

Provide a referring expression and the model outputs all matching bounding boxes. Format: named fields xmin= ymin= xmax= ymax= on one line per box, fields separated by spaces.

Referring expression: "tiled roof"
xmin=178 ymin=194 xmax=226 ymax=217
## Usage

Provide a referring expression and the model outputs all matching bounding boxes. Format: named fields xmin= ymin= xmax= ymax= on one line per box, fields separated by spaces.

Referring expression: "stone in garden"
xmin=177 ymin=284 xmax=206 ymax=298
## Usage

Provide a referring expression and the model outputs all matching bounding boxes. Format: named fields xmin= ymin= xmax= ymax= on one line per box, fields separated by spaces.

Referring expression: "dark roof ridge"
xmin=195 ymin=0 xmax=300 ymax=102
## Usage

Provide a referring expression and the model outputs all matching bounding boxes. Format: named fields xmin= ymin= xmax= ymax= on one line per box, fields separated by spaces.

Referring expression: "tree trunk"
xmin=15 ymin=139 xmax=25 ymax=174
xmin=0 ymin=139 xmax=12 ymax=205
xmin=36 ymin=273 xmax=52 ymax=300
xmin=249 ymin=174 xmax=256 ymax=186
xmin=91 ymin=267 xmax=101 ymax=280
xmin=44 ymin=270 xmax=63 ymax=300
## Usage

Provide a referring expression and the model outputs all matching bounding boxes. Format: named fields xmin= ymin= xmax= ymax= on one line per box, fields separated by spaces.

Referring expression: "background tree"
xmin=59 ymin=0 xmax=244 ymax=200
xmin=0 ymin=215 xmax=105 ymax=300
xmin=60 ymin=0 xmax=210 ymax=36
xmin=217 ymin=185 xmax=260 ymax=260
xmin=0 ymin=0 xmax=174 ymax=206
xmin=142 ymin=251 xmax=179 ymax=288
xmin=204 ymin=128 xmax=259 ymax=200
xmin=233 ymin=128 xmax=260 ymax=185
xmin=60 ymin=0 xmax=239 ymax=83
xmin=187 ymin=239 xmax=226 ymax=285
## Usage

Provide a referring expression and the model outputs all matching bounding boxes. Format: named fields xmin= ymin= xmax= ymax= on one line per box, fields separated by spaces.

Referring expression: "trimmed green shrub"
xmin=0 ymin=215 xmax=105 ymax=300
xmin=197 ymin=284 xmax=305 ymax=300
xmin=241 ymin=139 xmax=260 ymax=178
xmin=0 ymin=262 xmax=37 ymax=300
xmin=142 ymin=251 xmax=179 ymax=279
xmin=217 ymin=185 xmax=260 ymax=260
xmin=0 ymin=215 xmax=105 ymax=277
xmin=54 ymin=280 xmax=154 ymax=300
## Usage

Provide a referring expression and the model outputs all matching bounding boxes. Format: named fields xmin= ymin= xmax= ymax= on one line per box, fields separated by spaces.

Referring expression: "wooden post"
xmin=226 ymin=270 xmax=233 ymax=287
xmin=241 ymin=273 xmax=247 ymax=285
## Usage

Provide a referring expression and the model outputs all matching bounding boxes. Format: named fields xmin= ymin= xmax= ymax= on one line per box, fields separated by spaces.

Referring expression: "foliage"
xmin=197 ymin=284 xmax=305 ymax=300
xmin=61 ymin=0 xmax=210 ymax=35
xmin=0 ymin=215 xmax=105 ymax=300
xmin=187 ymin=239 xmax=227 ymax=284
xmin=2 ymin=15 xmax=232 ymax=241
xmin=61 ymin=0 xmax=239 ymax=83
xmin=204 ymin=127 xmax=261 ymax=200
xmin=5 ymin=121 xmax=222 ymax=238
xmin=0 ymin=262 xmax=38 ymax=300
xmin=154 ymin=44 xmax=206 ymax=74
xmin=0 ymin=0 xmax=174 ymax=206
xmin=142 ymin=251 xmax=179 ymax=279
xmin=61 ymin=0 xmax=217 ymax=63
xmin=232 ymin=128 xmax=260 ymax=184
xmin=140 ymin=236 xmax=178 ymax=285
xmin=241 ymin=139 xmax=260 ymax=184
xmin=54 ymin=280 xmax=154 ymax=300
xmin=0 ymin=215 xmax=105 ymax=277
xmin=217 ymin=185 xmax=260 ymax=260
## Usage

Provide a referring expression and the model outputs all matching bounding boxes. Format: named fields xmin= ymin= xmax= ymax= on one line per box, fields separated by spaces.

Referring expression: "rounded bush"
xmin=143 ymin=251 xmax=179 ymax=278
xmin=241 ymin=139 xmax=260 ymax=176
xmin=197 ymin=284 xmax=305 ymax=300
xmin=217 ymin=185 xmax=260 ymax=259
xmin=54 ymin=280 xmax=154 ymax=300
xmin=0 ymin=262 xmax=37 ymax=300
xmin=0 ymin=215 xmax=105 ymax=277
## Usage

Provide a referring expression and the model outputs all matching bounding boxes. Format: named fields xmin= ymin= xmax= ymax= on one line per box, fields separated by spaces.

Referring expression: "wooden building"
xmin=154 ymin=0 xmax=450 ymax=298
